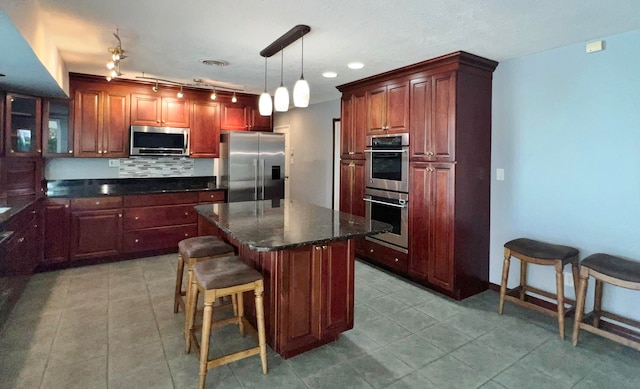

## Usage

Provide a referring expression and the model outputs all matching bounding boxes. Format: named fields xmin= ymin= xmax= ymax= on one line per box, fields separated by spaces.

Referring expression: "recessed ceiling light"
xmin=322 ymin=71 xmax=338 ymax=78
xmin=347 ymin=62 xmax=364 ymax=70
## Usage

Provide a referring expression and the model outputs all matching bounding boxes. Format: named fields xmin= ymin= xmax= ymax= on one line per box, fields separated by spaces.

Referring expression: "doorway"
xmin=274 ymin=125 xmax=291 ymax=199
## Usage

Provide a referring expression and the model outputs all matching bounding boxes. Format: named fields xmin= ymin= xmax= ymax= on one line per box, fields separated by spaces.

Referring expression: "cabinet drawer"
xmin=123 ymin=192 xmax=198 ymax=207
xmin=197 ymin=191 xmax=225 ymax=203
xmin=123 ymin=204 xmax=197 ymax=230
xmin=365 ymin=240 xmax=408 ymax=273
xmin=70 ymin=197 xmax=122 ymax=211
xmin=123 ymin=224 xmax=198 ymax=253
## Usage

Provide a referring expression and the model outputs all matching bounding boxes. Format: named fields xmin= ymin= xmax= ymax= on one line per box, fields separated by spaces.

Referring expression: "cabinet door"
xmin=278 ymin=245 xmax=323 ymax=353
xmin=386 ymin=81 xmax=409 ymax=133
xmin=427 ymin=163 xmax=455 ymax=290
xmin=5 ymin=94 xmax=42 ymax=156
xmin=73 ymin=89 xmax=102 ymax=157
xmin=353 ymin=93 xmax=367 ymax=157
xmin=431 ymin=72 xmax=456 ymax=161
xmin=190 ymin=101 xmax=220 ymax=157
xmin=70 ymin=209 xmax=122 ymax=260
xmin=162 ymin=97 xmax=190 ymax=127
xmin=131 ymin=94 xmax=160 ymax=126
xmin=339 ymin=96 xmax=353 ymax=158
xmin=409 ymin=77 xmax=432 ymax=160
xmin=44 ymin=199 xmax=70 ymax=264
xmin=249 ymin=107 xmax=272 ymax=131
xmin=2 ymin=157 xmax=43 ymax=202
xmin=221 ymin=101 xmax=248 ymax=130
xmin=408 ymin=163 xmax=431 ymax=281
xmin=43 ymin=99 xmax=73 ymax=157
xmin=322 ymin=241 xmax=354 ymax=334
xmin=366 ymin=86 xmax=386 ymax=134
xmin=103 ymin=91 xmax=129 ymax=157
xmin=339 ymin=159 xmax=365 ymax=217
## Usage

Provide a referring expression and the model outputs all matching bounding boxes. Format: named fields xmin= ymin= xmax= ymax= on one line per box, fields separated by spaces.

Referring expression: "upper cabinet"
xmin=4 ymin=93 xmax=42 ymax=156
xmin=366 ymin=81 xmax=409 ymax=135
xmin=190 ymin=100 xmax=220 ymax=158
xmin=43 ymin=99 xmax=73 ymax=157
xmin=221 ymin=95 xmax=272 ymax=132
xmin=340 ymin=91 xmax=366 ymax=160
xmin=72 ymin=79 xmax=130 ymax=158
xmin=131 ymin=94 xmax=190 ymax=128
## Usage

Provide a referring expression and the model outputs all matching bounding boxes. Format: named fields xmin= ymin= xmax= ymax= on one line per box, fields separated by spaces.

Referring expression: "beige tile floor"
xmin=1 ymin=253 xmax=639 ymax=388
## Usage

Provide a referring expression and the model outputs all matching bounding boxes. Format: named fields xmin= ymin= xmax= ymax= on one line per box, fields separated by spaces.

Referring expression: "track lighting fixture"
xmin=210 ymin=88 xmax=217 ymax=100
xmin=177 ymin=85 xmax=184 ymax=99
xmin=152 ymin=80 xmax=159 ymax=92
xmin=105 ymin=29 xmax=126 ymax=81
xmin=231 ymin=91 xmax=238 ymax=103
xmin=259 ymin=56 xmax=273 ymax=116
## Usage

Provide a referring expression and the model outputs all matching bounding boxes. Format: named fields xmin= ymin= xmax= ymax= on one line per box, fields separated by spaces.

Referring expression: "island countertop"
xmin=194 ymin=199 xmax=391 ymax=252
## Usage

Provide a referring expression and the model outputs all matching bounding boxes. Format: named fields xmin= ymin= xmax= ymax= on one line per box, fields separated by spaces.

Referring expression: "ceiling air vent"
xmin=201 ymin=59 xmax=229 ymax=67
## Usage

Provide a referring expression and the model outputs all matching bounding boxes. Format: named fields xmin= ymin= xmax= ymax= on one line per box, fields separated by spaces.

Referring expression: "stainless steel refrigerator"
xmin=218 ymin=131 xmax=285 ymax=202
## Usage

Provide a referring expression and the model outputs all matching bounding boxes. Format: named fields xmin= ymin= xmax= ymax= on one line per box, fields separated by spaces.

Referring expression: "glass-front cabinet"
xmin=4 ymin=93 xmax=42 ymax=156
xmin=43 ymin=99 xmax=73 ymax=156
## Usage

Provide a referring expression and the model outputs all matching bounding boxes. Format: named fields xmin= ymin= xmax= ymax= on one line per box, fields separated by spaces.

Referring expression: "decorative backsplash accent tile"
xmin=118 ymin=157 xmax=195 ymax=178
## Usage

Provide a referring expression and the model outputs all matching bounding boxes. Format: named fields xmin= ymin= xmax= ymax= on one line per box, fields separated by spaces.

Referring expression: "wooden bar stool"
xmin=498 ymin=238 xmax=579 ymax=339
xmin=573 ymin=253 xmax=640 ymax=351
xmin=174 ymin=236 xmax=235 ymax=314
xmin=185 ymin=256 xmax=267 ymax=389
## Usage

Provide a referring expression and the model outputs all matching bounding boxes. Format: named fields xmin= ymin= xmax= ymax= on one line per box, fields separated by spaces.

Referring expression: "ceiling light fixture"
xmin=152 ymin=80 xmax=159 ymax=92
xmin=260 ymin=25 xmax=311 ymax=112
xmin=177 ymin=85 xmax=184 ymax=98
xmin=210 ymin=88 xmax=217 ymax=100
xmin=231 ymin=91 xmax=238 ymax=103
xmin=105 ymin=29 xmax=126 ymax=81
xmin=274 ymin=49 xmax=289 ymax=112
xmin=293 ymin=32 xmax=309 ymax=108
xmin=259 ymin=56 xmax=273 ymax=116
xmin=322 ymin=71 xmax=338 ymax=78
xmin=347 ymin=62 xmax=364 ymax=70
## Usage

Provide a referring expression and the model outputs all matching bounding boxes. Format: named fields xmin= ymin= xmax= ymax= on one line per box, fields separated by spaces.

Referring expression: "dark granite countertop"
xmin=46 ymin=177 xmax=225 ymax=198
xmin=195 ymin=199 xmax=392 ymax=252
xmin=0 ymin=199 xmax=38 ymax=231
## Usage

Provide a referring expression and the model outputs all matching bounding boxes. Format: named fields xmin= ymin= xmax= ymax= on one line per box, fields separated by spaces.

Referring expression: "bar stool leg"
xmin=498 ymin=248 xmax=511 ymax=314
xmin=232 ymin=293 xmax=239 ymax=317
xmin=555 ymin=261 xmax=565 ymax=339
xmin=185 ymin=279 xmax=199 ymax=352
xmin=571 ymin=258 xmax=580 ymax=298
xmin=594 ymin=279 xmax=604 ymax=328
xmin=572 ymin=267 xmax=589 ymax=346
xmin=199 ymin=301 xmax=214 ymax=389
xmin=519 ymin=259 xmax=527 ymax=301
xmin=175 ymin=253 xmax=185 ymax=313
xmin=237 ymin=292 xmax=245 ymax=337
xmin=255 ymin=284 xmax=268 ymax=375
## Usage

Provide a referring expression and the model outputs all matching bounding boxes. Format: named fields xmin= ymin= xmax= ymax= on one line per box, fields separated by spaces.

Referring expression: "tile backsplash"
xmin=118 ymin=157 xmax=194 ymax=178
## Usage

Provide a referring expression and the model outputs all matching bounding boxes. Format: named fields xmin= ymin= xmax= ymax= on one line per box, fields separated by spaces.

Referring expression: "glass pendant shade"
xmin=259 ymin=92 xmax=273 ymax=116
xmin=274 ymin=85 xmax=289 ymax=112
xmin=293 ymin=78 xmax=310 ymax=108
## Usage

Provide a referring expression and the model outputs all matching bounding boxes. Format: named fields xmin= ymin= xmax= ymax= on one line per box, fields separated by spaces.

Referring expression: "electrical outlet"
xmin=564 ymin=272 xmax=574 ymax=287
xmin=108 ymin=159 xmax=120 ymax=167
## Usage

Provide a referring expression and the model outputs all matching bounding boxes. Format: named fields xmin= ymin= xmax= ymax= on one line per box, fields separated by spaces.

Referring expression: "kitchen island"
xmin=195 ymin=199 xmax=391 ymax=358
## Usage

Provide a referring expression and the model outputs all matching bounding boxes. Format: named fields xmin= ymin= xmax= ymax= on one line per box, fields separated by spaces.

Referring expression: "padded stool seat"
xmin=499 ymin=238 xmax=579 ymax=339
xmin=174 ymin=236 xmax=235 ymax=314
xmin=573 ymin=253 xmax=640 ymax=351
xmin=186 ymin=256 xmax=267 ymax=389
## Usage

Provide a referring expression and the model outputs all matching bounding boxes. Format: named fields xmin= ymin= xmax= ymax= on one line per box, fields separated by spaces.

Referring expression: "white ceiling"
xmin=1 ymin=0 xmax=640 ymax=103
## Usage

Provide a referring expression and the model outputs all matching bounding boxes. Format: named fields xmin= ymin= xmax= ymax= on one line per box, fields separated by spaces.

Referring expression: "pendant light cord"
xmin=300 ymin=33 xmax=304 ymax=79
xmin=280 ymin=48 xmax=284 ymax=86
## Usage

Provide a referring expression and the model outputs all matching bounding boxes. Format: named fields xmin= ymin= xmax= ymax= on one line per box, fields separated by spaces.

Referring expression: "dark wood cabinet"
xmin=366 ymin=81 xmax=409 ymax=135
xmin=339 ymin=159 xmax=365 ymax=217
xmin=69 ymin=197 xmax=123 ymax=260
xmin=43 ymin=198 xmax=70 ymax=264
xmin=43 ymin=99 xmax=74 ymax=157
xmin=1 ymin=157 xmax=43 ymax=203
xmin=340 ymin=92 xmax=366 ymax=159
xmin=197 ymin=191 xmax=225 ymax=236
xmin=410 ymin=72 xmax=456 ymax=161
xmin=131 ymin=94 xmax=190 ymax=128
xmin=364 ymin=239 xmax=409 ymax=274
xmin=72 ymin=82 xmax=130 ymax=158
xmin=221 ymin=96 xmax=272 ymax=131
xmin=338 ymin=51 xmax=497 ymax=300
xmin=4 ymin=93 xmax=42 ymax=156
xmin=190 ymin=101 xmax=220 ymax=158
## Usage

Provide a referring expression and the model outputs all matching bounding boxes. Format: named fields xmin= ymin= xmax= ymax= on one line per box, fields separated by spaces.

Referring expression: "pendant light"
xmin=293 ymin=33 xmax=310 ymax=108
xmin=259 ymin=56 xmax=273 ymax=116
xmin=274 ymin=49 xmax=289 ymax=112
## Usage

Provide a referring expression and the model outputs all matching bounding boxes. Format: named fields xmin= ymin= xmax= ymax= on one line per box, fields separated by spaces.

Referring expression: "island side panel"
xmin=322 ymin=240 xmax=355 ymax=335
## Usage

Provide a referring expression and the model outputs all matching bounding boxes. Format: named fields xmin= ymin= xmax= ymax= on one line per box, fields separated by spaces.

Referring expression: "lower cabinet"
xmin=44 ymin=199 xmax=70 ymax=264
xmin=70 ymin=200 xmax=123 ymax=261
xmin=362 ymin=239 xmax=408 ymax=274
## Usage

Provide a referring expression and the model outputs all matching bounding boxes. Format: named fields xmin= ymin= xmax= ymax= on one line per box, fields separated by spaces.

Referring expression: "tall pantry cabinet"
xmin=337 ymin=51 xmax=498 ymax=300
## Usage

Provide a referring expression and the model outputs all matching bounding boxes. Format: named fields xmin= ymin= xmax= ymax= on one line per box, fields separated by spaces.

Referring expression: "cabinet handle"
xmin=95 ymin=201 xmax=100 ymax=205
xmin=134 ymin=216 xmax=139 ymax=220
xmin=135 ymin=239 xmax=139 ymax=243
xmin=394 ymin=258 xmax=399 ymax=262
xmin=65 ymin=204 xmax=69 ymax=208
xmin=156 ymin=120 xmax=160 ymax=123
xmin=69 ymin=150 xmax=73 ymax=154
xmin=348 ymin=152 xmax=355 ymax=155
xmin=370 ymin=249 xmax=374 ymax=253
xmin=322 ymin=245 xmax=327 ymax=250
xmin=18 ymin=237 xmax=24 ymax=243
xmin=184 ymin=233 xmax=189 ymax=237
xmin=31 ymin=210 xmax=36 ymax=214
xmin=162 ymin=120 xmax=166 ymax=123
xmin=119 ymin=214 xmax=122 ymax=217
xmin=184 ymin=212 xmax=189 ymax=216
xmin=34 ymin=224 xmax=38 ymax=228
xmin=315 ymin=246 xmax=321 ymax=251
xmin=10 ymin=150 xmax=15 ymax=153
xmin=349 ymin=162 xmax=355 ymax=167
xmin=37 ymin=149 xmax=42 ymax=153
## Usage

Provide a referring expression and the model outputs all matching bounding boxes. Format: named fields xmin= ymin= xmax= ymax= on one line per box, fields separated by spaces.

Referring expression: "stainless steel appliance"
xmin=218 ymin=131 xmax=285 ymax=202
xmin=364 ymin=187 xmax=409 ymax=250
xmin=364 ymin=133 xmax=409 ymax=193
xmin=130 ymin=126 xmax=190 ymax=156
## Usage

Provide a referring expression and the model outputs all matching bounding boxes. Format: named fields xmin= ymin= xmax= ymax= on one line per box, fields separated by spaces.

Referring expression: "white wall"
xmin=273 ymin=100 xmax=340 ymax=208
xmin=491 ymin=29 xmax=640 ymax=320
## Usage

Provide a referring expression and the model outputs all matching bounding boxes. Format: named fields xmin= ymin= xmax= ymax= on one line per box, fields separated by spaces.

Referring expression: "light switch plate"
xmin=108 ymin=159 xmax=120 ymax=167
xmin=496 ymin=168 xmax=504 ymax=181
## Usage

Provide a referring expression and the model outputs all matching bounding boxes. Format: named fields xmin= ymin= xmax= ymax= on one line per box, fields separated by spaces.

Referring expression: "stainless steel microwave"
xmin=130 ymin=126 xmax=190 ymax=156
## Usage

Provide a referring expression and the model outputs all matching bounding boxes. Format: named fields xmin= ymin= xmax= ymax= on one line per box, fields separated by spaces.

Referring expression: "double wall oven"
xmin=363 ymin=133 xmax=409 ymax=251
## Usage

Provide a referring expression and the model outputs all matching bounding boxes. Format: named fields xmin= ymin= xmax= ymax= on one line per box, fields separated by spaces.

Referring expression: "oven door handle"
xmin=363 ymin=149 xmax=407 ymax=153
xmin=363 ymin=197 xmax=407 ymax=208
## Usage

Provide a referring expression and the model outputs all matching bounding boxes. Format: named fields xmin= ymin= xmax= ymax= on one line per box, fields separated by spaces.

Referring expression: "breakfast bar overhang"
xmin=195 ymin=199 xmax=391 ymax=358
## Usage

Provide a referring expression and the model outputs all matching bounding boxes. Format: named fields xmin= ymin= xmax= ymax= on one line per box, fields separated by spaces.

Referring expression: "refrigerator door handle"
xmin=260 ymin=159 xmax=265 ymax=200
xmin=253 ymin=159 xmax=258 ymax=200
